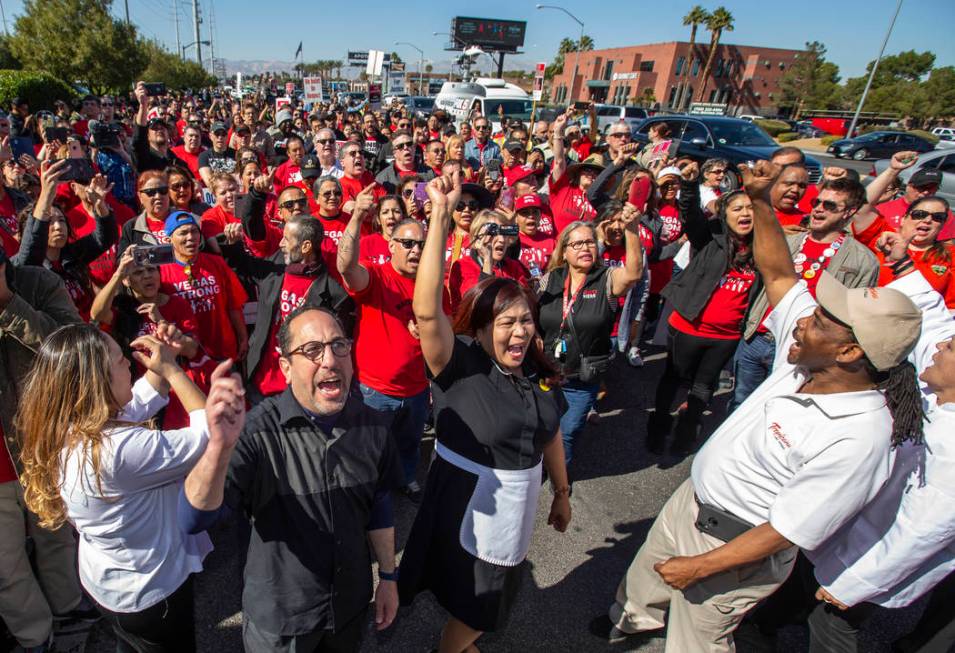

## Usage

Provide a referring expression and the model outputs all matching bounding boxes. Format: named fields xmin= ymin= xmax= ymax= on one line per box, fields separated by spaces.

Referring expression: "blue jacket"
xmin=464 ymin=138 xmax=501 ymax=170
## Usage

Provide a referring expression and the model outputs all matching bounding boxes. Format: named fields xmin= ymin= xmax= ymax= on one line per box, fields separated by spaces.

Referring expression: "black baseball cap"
xmin=210 ymin=122 xmax=228 ymax=134
xmin=300 ymin=153 xmax=321 ymax=180
xmin=909 ymin=168 xmax=942 ymax=188
xmin=147 ymin=117 xmax=167 ymax=130
xmin=503 ymin=139 xmax=525 ymax=152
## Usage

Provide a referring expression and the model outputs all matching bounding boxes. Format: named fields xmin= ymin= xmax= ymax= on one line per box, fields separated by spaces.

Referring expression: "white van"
xmin=593 ymin=104 xmax=649 ymax=134
xmin=434 ymin=78 xmax=534 ymax=133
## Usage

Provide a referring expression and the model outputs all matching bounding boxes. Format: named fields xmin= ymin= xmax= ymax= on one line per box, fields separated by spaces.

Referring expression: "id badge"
xmin=554 ymin=338 xmax=567 ymax=361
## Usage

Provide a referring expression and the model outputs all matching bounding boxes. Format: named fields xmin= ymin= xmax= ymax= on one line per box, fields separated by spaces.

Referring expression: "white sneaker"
xmin=626 ymin=347 xmax=644 ymax=367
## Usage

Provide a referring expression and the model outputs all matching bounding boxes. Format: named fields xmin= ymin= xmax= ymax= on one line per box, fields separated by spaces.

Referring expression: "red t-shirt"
xmin=755 ymin=237 xmax=837 ymax=333
xmin=252 ymin=270 xmax=315 ymax=396
xmin=602 ymin=244 xmax=628 ymax=337
xmin=445 ymin=232 xmax=471 ymax=264
xmin=447 ymin=256 xmax=530 ymax=314
xmin=144 ymin=216 xmax=171 ymax=244
xmin=669 ymin=267 xmax=756 ymax=339
xmin=170 ymin=145 xmax=204 ymax=181
xmin=0 ymin=192 xmax=20 ymax=257
xmin=50 ymin=261 xmax=93 ymax=321
xmin=274 ymin=161 xmax=302 ymax=193
xmin=649 ymin=203 xmax=683 ymax=294
xmin=797 ymin=184 xmax=819 ymax=215
xmin=571 ymin=136 xmax=592 ymax=161
xmin=349 ymin=263 xmax=428 ymax=396
xmin=339 ymin=172 xmax=386 ymax=207
xmin=548 ymin=171 xmax=597 ymax=235
xmin=775 ymin=207 xmax=805 ymax=227
xmin=875 ymin=246 xmax=955 ymax=308
xmin=201 ymin=205 xmax=279 ymax=259
xmin=876 ymin=196 xmax=955 ymax=241
xmin=159 ymin=253 xmax=248 ymax=360
xmin=360 ymin=233 xmax=392 ymax=265
xmin=518 ymin=231 xmax=555 ymax=276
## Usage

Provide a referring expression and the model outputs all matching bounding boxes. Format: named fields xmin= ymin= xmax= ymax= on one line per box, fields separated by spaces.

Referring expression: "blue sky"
xmin=2 ymin=0 xmax=953 ymax=79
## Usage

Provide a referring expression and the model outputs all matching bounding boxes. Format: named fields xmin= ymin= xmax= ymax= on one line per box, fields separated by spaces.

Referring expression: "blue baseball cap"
xmin=164 ymin=211 xmax=199 ymax=238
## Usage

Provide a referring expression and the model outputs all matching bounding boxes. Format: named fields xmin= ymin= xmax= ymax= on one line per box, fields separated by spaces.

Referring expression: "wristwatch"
xmin=378 ymin=569 xmax=399 ymax=582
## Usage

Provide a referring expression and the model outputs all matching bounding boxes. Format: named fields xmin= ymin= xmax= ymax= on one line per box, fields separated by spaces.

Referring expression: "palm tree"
xmin=578 ymin=35 xmax=595 ymax=51
xmin=332 ymin=59 xmax=343 ymax=80
xmin=676 ymin=5 xmax=709 ymax=111
xmin=696 ymin=6 xmax=734 ymax=103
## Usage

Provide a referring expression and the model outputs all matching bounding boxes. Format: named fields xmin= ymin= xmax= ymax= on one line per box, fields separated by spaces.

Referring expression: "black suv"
xmin=632 ymin=115 xmax=822 ymax=189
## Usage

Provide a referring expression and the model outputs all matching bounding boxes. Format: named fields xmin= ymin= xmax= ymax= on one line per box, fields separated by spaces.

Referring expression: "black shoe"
xmin=400 ymin=481 xmax=423 ymax=504
xmin=646 ymin=412 xmax=671 ymax=454
xmin=670 ymin=411 xmax=700 ymax=455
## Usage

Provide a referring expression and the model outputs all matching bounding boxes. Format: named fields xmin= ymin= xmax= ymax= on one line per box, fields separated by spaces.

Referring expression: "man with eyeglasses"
xmin=423 ymin=139 xmax=446 ymax=178
xmin=375 ymin=131 xmax=431 ymax=194
xmin=338 ymin=184 xmax=433 ymax=502
xmin=180 ymin=304 xmax=401 ymax=651
xmin=339 ymin=141 xmax=385 ymax=213
xmin=731 ymin=175 xmax=879 ymax=409
xmin=464 ymin=117 xmax=501 ymax=170
xmin=864 ymin=153 xmax=955 ymax=241
xmin=310 ymin=128 xmax=343 ymax=179
xmin=132 ymin=82 xmax=187 ymax=173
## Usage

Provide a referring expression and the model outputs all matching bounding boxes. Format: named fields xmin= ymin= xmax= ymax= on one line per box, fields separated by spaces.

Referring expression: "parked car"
xmin=864 ymin=149 xmax=955 ymax=203
xmin=796 ymin=123 xmax=827 ymax=138
xmin=935 ymin=134 xmax=955 ymax=150
xmin=593 ymin=104 xmax=649 ymax=134
xmin=403 ymin=96 xmax=435 ymax=118
xmin=737 ymin=114 xmax=761 ymax=122
xmin=632 ymin=115 xmax=823 ymax=190
xmin=931 ymin=127 xmax=955 ymax=139
xmin=827 ymin=131 xmax=935 ymax=161
xmin=382 ymin=93 xmax=410 ymax=106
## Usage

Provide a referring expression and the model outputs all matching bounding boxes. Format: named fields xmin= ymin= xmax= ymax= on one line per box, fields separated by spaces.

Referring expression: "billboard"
xmin=450 ymin=17 xmax=526 ymax=51
xmin=349 ymin=50 xmax=392 ymax=66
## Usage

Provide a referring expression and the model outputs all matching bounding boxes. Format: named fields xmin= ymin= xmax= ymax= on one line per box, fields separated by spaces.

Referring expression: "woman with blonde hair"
xmin=18 ymin=323 xmax=245 ymax=652
xmin=445 ymin=134 xmax=476 ymax=181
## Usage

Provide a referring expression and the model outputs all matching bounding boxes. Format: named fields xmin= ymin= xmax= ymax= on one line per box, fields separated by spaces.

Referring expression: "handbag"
xmin=565 ymin=304 xmax=611 ymax=384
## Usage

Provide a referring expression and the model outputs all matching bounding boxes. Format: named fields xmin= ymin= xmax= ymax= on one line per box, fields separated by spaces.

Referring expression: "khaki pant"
xmin=0 ymin=480 xmax=81 ymax=647
xmin=609 ymin=478 xmax=797 ymax=653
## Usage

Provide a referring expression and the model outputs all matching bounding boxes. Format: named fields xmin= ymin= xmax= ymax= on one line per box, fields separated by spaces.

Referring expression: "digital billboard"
xmin=451 ymin=17 xmax=527 ymax=51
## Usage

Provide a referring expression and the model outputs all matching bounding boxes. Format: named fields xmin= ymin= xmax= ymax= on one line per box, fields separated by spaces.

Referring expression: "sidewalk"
xmin=773 ymin=137 xmax=828 ymax=152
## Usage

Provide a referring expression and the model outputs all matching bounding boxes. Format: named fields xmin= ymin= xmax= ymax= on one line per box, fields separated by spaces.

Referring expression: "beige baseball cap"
xmin=815 ymin=271 xmax=921 ymax=371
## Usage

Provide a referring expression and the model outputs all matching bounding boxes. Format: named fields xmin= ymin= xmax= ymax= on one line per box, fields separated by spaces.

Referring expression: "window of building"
xmin=668 ymin=86 xmax=678 ymax=106
xmin=675 ymin=56 xmax=686 ymax=75
xmin=715 ymin=59 xmax=725 ymax=77
xmin=639 ymin=61 xmax=654 ymax=72
xmin=691 ymin=59 xmax=700 ymax=76
xmin=603 ymin=61 xmax=614 ymax=81
xmin=708 ymin=89 xmax=719 ymax=103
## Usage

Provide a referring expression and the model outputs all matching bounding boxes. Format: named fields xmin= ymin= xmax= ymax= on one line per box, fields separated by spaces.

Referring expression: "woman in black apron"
xmin=399 ymin=174 xmax=572 ymax=653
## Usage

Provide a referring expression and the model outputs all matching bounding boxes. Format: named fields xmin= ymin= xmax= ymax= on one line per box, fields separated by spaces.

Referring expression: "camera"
xmin=482 ymin=223 xmax=519 ymax=237
xmin=133 ymin=245 xmax=176 ymax=267
xmin=90 ymin=123 xmax=121 ymax=149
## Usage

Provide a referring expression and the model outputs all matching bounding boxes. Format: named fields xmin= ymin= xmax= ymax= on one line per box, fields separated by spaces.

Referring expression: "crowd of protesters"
xmin=0 ymin=79 xmax=948 ymax=653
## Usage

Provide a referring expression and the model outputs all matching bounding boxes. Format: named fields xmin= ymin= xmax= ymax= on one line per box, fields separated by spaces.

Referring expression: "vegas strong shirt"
xmin=348 ymin=262 xmax=427 ymax=397
xmin=159 ymin=253 xmax=248 ymax=361
xmin=252 ymin=269 xmax=315 ymax=397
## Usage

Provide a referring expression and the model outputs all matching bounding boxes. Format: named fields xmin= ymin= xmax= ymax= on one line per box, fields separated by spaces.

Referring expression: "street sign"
xmin=535 ymin=62 xmax=545 ymax=78
xmin=366 ymin=50 xmax=385 ymax=77
xmin=303 ymin=77 xmax=324 ymax=103
xmin=533 ymin=62 xmax=545 ymax=101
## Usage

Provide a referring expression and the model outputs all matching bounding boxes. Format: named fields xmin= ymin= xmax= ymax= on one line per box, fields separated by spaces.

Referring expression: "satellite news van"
xmin=434 ymin=78 xmax=534 ymax=133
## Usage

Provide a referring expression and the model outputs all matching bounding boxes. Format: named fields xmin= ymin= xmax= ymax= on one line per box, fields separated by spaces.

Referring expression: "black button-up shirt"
xmin=224 ymin=388 xmax=402 ymax=636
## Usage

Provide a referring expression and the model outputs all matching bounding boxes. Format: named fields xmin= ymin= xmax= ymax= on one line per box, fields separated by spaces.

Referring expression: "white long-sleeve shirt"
xmin=61 ymin=377 xmax=213 ymax=612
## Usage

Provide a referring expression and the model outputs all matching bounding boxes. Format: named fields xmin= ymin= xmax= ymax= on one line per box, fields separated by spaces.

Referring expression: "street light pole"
xmin=537 ymin=4 xmax=585 ymax=102
xmin=396 ymin=41 xmax=425 ymax=95
xmin=847 ymin=0 xmax=903 ymax=138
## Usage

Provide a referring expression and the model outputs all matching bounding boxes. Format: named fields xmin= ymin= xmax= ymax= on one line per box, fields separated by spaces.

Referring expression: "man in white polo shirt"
xmin=593 ymin=161 xmax=927 ymax=652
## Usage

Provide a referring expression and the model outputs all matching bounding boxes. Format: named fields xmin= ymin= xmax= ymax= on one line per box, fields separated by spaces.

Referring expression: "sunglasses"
xmin=474 ymin=124 xmax=490 ymax=131
xmin=907 ymin=209 xmax=947 ymax=223
xmin=279 ymin=198 xmax=309 ymax=210
xmin=321 ymin=190 xmax=343 ymax=198
xmin=169 ymin=181 xmax=191 ymax=192
xmin=315 ymin=138 xmax=335 ymax=145
xmin=393 ymin=141 xmax=413 ymax=150
xmin=140 ymin=186 xmax=169 ymax=197
xmin=456 ymin=199 xmax=480 ymax=211
xmin=393 ymin=237 xmax=425 ymax=250
xmin=706 ymin=168 xmax=727 ymax=175
xmin=286 ymin=338 xmax=352 ymax=363
xmin=810 ymin=197 xmax=845 ymax=212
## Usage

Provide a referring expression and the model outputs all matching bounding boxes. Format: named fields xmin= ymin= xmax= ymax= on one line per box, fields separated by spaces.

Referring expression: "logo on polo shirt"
xmin=768 ymin=422 xmax=792 ymax=449
xmin=931 ymin=265 xmax=946 ymax=276
xmin=582 ymin=289 xmax=598 ymax=299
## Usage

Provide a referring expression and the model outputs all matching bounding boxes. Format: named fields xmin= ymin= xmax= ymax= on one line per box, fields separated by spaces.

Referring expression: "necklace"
xmin=793 ymin=234 xmax=845 ymax=280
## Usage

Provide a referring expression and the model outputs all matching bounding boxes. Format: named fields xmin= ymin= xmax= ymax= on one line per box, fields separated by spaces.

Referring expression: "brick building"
xmin=550 ymin=41 xmax=805 ymax=116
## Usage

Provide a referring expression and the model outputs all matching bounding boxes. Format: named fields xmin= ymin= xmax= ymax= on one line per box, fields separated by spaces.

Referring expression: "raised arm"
xmin=90 ymin=247 xmax=137 ymax=325
xmin=610 ymin=202 xmax=645 ymax=298
xmin=675 ymin=162 xmax=714 ymax=251
xmin=549 ymin=111 xmax=570 ymax=184
xmin=740 ymin=161 xmax=798 ymax=307
xmin=12 ymin=159 xmax=69 ymax=267
xmin=337 ymin=183 xmax=377 ymax=293
xmin=70 ymin=174 xmax=118 ymax=263
xmin=413 ymin=174 xmax=461 ymax=377
xmin=852 ymin=151 xmax=920 ymax=234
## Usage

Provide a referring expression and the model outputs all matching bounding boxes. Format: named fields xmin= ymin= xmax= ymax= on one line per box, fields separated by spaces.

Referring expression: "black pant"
xmin=893 ymin=568 xmax=955 ymax=653
xmin=749 ymin=552 xmax=874 ymax=653
xmin=654 ymin=326 xmax=739 ymax=422
xmin=95 ymin=576 xmax=196 ymax=653
xmin=243 ymin=607 xmax=369 ymax=653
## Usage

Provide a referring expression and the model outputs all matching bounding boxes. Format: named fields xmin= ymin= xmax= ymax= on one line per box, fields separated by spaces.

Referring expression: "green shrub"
xmin=0 ymin=70 xmax=75 ymax=111
xmin=754 ymin=119 xmax=791 ymax=137
xmin=776 ymin=132 xmax=799 ymax=142
xmin=821 ymin=135 xmax=841 ymax=146
xmin=908 ymin=129 xmax=939 ymax=145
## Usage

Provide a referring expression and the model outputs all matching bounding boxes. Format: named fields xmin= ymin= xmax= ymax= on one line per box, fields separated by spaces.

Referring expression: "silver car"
xmin=864 ymin=149 xmax=955 ymax=203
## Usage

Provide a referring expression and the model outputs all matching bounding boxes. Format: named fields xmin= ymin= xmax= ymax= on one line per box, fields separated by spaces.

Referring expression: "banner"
xmin=388 ymin=73 xmax=406 ymax=95
xmin=303 ymin=77 xmax=324 ymax=103
xmin=366 ymin=50 xmax=385 ymax=77
xmin=368 ymin=82 xmax=382 ymax=104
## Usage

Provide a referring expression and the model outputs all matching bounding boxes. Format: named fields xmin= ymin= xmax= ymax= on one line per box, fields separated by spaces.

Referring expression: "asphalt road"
xmin=803 ymin=149 xmax=874 ymax=178
xmin=78 ymin=341 xmax=927 ymax=653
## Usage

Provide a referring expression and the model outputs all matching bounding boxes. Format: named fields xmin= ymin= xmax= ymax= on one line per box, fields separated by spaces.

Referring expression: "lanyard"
xmin=561 ymin=272 xmax=586 ymax=329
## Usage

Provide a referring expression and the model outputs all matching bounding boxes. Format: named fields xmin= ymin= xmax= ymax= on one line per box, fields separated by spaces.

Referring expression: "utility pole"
xmin=191 ymin=0 xmax=202 ymax=67
xmin=847 ymin=0 xmax=903 ymax=138
xmin=124 ymin=0 xmax=130 ymax=26
xmin=0 ymin=0 xmax=9 ymax=37
xmin=208 ymin=0 xmax=216 ymax=75
xmin=174 ymin=0 xmax=182 ymax=58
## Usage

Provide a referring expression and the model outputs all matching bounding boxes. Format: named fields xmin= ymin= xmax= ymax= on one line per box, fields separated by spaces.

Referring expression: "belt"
xmin=694 ymin=494 xmax=755 ymax=543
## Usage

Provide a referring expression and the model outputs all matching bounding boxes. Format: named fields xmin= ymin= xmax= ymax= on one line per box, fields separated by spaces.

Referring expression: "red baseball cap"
xmin=515 ymin=193 xmax=543 ymax=211
xmin=505 ymin=164 xmax=537 ymax=187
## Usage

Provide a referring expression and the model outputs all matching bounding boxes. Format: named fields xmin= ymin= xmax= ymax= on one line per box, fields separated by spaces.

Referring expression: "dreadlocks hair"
xmin=870 ymin=360 xmax=925 ymax=447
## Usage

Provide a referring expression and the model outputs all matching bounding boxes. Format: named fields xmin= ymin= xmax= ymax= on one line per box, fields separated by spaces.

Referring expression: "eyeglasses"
xmin=140 ymin=186 xmax=169 ymax=197
xmin=169 ymin=181 xmax=191 ymax=192
xmin=315 ymin=138 xmax=335 ymax=145
xmin=285 ymin=338 xmax=352 ymax=363
xmin=321 ymin=190 xmax=343 ymax=198
xmin=706 ymin=168 xmax=727 ymax=175
xmin=101 ymin=101 xmax=114 ymax=107
xmin=810 ymin=197 xmax=845 ymax=213
xmin=394 ymin=141 xmax=413 ymax=150
xmin=343 ymin=150 xmax=362 ymax=158
xmin=474 ymin=124 xmax=490 ymax=131
xmin=456 ymin=199 xmax=480 ymax=211
xmin=907 ymin=209 xmax=947 ymax=223
xmin=279 ymin=198 xmax=309 ymax=210
xmin=567 ymin=238 xmax=597 ymax=251
xmin=393 ymin=238 xmax=426 ymax=250
xmin=607 ymin=132 xmax=630 ymax=139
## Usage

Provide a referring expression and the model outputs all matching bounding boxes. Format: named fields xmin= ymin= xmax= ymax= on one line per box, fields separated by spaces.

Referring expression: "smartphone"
xmin=498 ymin=224 xmax=519 ymax=237
xmin=67 ymin=139 xmax=85 ymax=159
xmin=144 ymin=82 xmax=166 ymax=97
xmin=133 ymin=245 xmax=175 ymax=267
xmin=59 ymin=158 xmax=95 ymax=184
xmin=628 ymin=176 xmax=652 ymax=212
xmin=9 ymin=137 xmax=34 ymax=160
xmin=573 ymin=101 xmax=589 ymax=111
xmin=413 ymin=182 xmax=429 ymax=208
xmin=44 ymin=127 xmax=69 ymax=143
xmin=486 ymin=159 xmax=501 ymax=182
xmin=499 ymin=188 xmax=514 ymax=210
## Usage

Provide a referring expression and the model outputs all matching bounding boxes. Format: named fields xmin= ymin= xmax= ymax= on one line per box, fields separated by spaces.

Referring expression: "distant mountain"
xmin=221 ymin=59 xmax=297 ymax=76
xmin=220 ymin=55 xmax=537 ymax=79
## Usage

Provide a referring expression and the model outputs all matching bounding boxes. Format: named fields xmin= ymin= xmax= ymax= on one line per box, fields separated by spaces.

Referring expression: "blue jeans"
xmin=728 ymin=333 xmax=776 ymax=413
xmin=359 ymin=384 xmax=430 ymax=485
xmin=559 ymin=379 xmax=601 ymax=465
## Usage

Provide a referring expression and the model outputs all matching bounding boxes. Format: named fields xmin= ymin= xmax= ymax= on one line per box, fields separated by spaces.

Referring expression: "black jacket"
xmin=661 ymin=179 xmax=741 ymax=323
xmin=132 ymin=124 xmax=187 ymax=173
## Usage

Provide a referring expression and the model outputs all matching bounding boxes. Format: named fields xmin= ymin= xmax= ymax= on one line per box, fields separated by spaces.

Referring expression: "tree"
xmin=390 ymin=52 xmax=403 ymax=65
xmin=10 ymin=0 xmax=147 ymax=93
xmin=696 ymin=6 xmax=734 ymax=103
xmin=778 ymin=41 xmax=842 ymax=116
xmin=0 ymin=36 xmax=21 ymax=70
xmin=138 ymin=40 xmax=217 ymax=91
xmin=841 ymin=50 xmax=949 ymax=125
xmin=675 ymin=5 xmax=708 ymax=110
xmin=425 ymin=63 xmax=433 ymax=74
xmin=545 ymin=36 xmax=594 ymax=80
